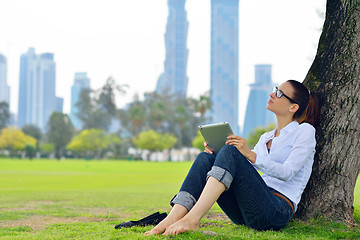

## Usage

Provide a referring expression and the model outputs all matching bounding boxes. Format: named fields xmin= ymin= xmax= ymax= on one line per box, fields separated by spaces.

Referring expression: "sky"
xmin=0 ymin=0 xmax=326 ymax=130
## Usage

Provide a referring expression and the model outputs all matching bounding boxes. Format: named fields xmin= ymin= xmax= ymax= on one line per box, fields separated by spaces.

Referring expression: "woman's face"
xmin=266 ymin=82 xmax=298 ymax=116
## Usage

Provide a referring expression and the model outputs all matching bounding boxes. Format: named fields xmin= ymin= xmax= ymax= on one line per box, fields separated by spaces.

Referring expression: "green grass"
xmin=0 ymin=159 xmax=359 ymax=239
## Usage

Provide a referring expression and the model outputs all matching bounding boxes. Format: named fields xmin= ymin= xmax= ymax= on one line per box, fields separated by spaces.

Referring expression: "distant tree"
xmin=67 ymin=128 xmax=121 ymax=159
xmin=128 ymin=101 xmax=147 ymax=134
xmin=174 ymin=104 xmax=189 ymax=148
xmin=150 ymin=100 xmax=168 ymax=129
xmin=106 ymin=133 xmax=123 ymax=158
xmin=0 ymin=127 xmax=36 ymax=156
xmin=76 ymin=88 xmax=108 ymax=130
xmin=25 ymin=144 xmax=35 ymax=160
xmin=132 ymin=129 xmax=177 ymax=159
xmin=192 ymin=130 xmax=205 ymax=151
xmin=0 ymin=102 xmax=10 ymax=130
xmin=176 ymin=98 xmax=201 ymax=148
xmin=96 ymin=77 xmax=128 ymax=116
xmin=117 ymin=108 xmax=130 ymax=129
xmin=246 ymin=123 xmax=276 ymax=149
xmin=192 ymin=91 xmax=211 ymax=123
xmin=144 ymin=92 xmax=171 ymax=132
xmin=117 ymin=94 xmax=145 ymax=136
xmin=39 ymin=143 xmax=54 ymax=157
xmin=76 ymin=77 xmax=128 ymax=131
xmin=46 ymin=112 xmax=74 ymax=159
xmin=22 ymin=124 xmax=42 ymax=151
xmin=118 ymin=91 xmax=201 ymax=148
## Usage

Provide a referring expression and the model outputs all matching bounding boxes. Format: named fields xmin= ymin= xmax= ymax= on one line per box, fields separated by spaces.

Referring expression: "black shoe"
xmin=115 ymin=212 xmax=167 ymax=229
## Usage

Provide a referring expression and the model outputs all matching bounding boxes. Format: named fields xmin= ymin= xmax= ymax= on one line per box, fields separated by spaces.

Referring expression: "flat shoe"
xmin=115 ymin=212 xmax=167 ymax=229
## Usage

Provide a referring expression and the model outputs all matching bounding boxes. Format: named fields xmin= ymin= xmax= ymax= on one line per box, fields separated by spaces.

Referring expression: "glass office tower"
xmin=56 ymin=97 xmax=64 ymax=113
xmin=70 ymin=72 xmax=90 ymax=130
xmin=156 ymin=0 xmax=189 ymax=98
xmin=18 ymin=48 xmax=57 ymax=132
xmin=0 ymin=54 xmax=10 ymax=105
xmin=243 ymin=64 xmax=275 ymax=138
xmin=210 ymin=0 xmax=239 ymax=133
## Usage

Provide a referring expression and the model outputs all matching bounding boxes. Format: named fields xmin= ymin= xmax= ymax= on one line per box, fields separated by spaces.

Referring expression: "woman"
xmin=145 ymin=80 xmax=320 ymax=236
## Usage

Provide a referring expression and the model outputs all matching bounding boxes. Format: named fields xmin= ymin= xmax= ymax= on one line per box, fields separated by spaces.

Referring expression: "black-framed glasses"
xmin=273 ymin=87 xmax=298 ymax=104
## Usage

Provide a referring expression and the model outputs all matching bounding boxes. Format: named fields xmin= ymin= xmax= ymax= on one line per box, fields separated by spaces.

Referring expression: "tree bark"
xmin=295 ymin=0 xmax=360 ymax=223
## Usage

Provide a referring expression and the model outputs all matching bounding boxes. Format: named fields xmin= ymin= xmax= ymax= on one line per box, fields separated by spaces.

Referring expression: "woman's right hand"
xmin=204 ymin=142 xmax=214 ymax=154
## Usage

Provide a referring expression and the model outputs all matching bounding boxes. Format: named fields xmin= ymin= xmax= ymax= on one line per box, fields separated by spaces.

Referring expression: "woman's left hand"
xmin=225 ymin=135 xmax=257 ymax=163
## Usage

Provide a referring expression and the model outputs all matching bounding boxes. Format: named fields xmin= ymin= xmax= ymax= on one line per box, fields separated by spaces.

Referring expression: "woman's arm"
xmin=225 ymin=135 xmax=257 ymax=163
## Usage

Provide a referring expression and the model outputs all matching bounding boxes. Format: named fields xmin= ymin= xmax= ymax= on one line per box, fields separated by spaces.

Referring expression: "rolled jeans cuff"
xmin=207 ymin=166 xmax=233 ymax=190
xmin=170 ymin=191 xmax=197 ymax=211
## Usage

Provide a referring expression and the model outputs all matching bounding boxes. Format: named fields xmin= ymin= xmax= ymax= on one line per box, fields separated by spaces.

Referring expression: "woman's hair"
xmin=286 ymin=80 xmax=321 ymax=127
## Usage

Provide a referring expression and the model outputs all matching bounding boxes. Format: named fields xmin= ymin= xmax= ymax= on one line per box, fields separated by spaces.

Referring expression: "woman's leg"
xmin=163 ymin=176 xmax=225 ymax=235
xmin=214 ymin=145 xmax=293 ymax=230
xmin=150 ymin=145 xmax=292 ymax=235
xmin=145 ymin=152 xmax=216 ymax=235
xmin=145 ymin=204 xmax=188 ymax=235
xmin=174 ymin=152 xmax=217 ymax=203
xmin=215 ymin=188 xmax=246 ymax=225
xmin=163 ymin=144 xmax=292 ymax=233
xmin=161 ymin=146 xmax=250 ymax=235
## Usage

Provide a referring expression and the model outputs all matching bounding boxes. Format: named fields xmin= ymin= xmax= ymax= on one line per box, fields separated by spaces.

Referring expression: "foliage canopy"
xmin=0 ymin=127 xmax=36 ymax=151
xmin=46 ymin=112 xmax=74 ymax=159
xmin=0 ymin=101 xmax=10 ymax=130
xmin=67 ymin=128 xmax=121 ymax=158
xmin=132 ymin=129 xmax=177 ymax=152
xmin=192 ymin=130 xmax=205 ymax=151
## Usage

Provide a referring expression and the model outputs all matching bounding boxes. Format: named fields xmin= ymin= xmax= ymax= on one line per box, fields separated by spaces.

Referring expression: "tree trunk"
xmin=295 ymin=0 xmax=360 ymax=223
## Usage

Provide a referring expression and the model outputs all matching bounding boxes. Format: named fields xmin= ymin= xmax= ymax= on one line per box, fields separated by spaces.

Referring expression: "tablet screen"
xmin=198 ymin=122 xmax=234 ymax=154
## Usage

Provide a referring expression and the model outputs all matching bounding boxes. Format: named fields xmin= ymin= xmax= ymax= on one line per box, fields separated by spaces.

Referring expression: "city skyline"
xmin=0 ymin=0 xmax=326 ymax=131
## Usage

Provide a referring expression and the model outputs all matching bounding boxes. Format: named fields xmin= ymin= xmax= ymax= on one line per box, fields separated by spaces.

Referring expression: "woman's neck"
xmin=275 ymin=115 xmax=294 ymax=137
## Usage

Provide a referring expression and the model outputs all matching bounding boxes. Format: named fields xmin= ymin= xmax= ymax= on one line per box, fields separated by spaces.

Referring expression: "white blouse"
xmin=252 ymin=121 xmax=316 ymax=211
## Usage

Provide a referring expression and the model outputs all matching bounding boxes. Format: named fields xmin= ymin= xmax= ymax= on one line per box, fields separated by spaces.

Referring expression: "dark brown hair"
xmin=287 ymin=80 xmax=321 ymax=127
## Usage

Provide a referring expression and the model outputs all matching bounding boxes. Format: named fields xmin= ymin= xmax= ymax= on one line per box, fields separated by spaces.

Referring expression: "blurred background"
xmin=0 ymin=0 xmax=326 ymax=161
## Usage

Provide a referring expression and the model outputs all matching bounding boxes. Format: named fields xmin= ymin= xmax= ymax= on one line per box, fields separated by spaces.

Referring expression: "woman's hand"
xmin=204 ymin=142 xmax=214 ymax=154
xmin=225 ymin=135 xmax=257 ymax=163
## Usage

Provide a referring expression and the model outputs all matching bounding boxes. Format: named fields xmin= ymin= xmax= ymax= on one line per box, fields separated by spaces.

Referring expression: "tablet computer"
xmin=198 ymin=122 xmax=234 ymax=154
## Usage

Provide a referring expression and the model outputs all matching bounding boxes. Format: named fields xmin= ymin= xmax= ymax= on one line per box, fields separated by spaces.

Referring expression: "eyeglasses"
xmin=273 ymin=87 xmax=298 ymax=104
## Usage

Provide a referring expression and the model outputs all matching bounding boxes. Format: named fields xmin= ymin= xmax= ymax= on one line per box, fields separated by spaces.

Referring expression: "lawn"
xmin=0 ymin=159 xmax=359 ymax=239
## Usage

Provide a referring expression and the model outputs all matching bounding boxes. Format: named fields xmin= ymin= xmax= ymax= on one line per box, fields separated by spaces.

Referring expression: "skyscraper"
xmin=243 ymin=64 xmax=275 ymax=138
xmin=0 ymin=54 xmax=10 ymax=105
xmin=70 ymin=72 xmax=90 ymax=130
xmin=40 ymin=53 xmax=57 ymax=131
xmin=56 ymin=97 xmax=64 ymax=113
xmin=156 ymin=0 xmax=189 ymax=98
xmin=210 ymin=0 xmax=239 ymax=133
xmin=18 ymin=48 xmax=58 ymax=132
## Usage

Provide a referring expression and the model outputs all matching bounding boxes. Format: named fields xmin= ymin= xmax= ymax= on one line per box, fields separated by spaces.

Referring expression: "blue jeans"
xmin=170 ymin=145 xmax=293 ymax=231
